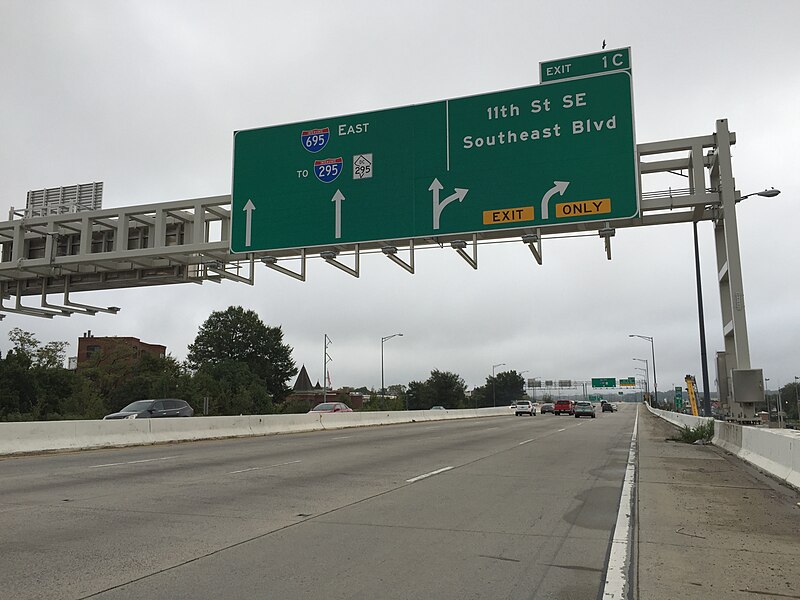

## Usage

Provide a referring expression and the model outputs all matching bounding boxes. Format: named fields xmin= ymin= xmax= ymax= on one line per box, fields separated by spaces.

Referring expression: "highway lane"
xmin=0 ymin=405 xmax=637 ymax=599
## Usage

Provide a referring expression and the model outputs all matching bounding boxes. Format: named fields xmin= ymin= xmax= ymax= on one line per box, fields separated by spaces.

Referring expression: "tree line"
xmin=0 ymin=305 xmax=530 ymax=421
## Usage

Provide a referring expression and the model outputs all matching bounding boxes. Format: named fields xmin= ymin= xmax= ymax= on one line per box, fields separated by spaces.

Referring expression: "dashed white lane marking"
xmin=557 ymin=428 xmax=566 ymax=432
xmin=226 ymin=459 xmax=301 ymax=475
xmin=89 ymin=456 xmax=177 ymax=469
xmin=518 ymin=439 xmax=536 ymax=445
xmin=331 ymin=436 xmax=353 ymax=440
xmin=406 ymin=466 xmax=453 ymax=483
xmin=601 ymin=407 xmax=639 ymax=599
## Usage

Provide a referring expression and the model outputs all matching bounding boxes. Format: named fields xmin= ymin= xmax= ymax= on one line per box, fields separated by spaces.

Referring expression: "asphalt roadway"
xmin=1 ymin=407 xmax=636 ymax=599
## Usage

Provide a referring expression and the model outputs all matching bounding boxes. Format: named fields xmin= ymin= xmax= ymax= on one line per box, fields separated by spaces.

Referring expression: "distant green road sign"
xmin=540 ymin=47 xmax=631 ymax=83
xmin=592 ymin=378 xmax=616 ymax=388
xmin=619 ymin=377 xmax=635 ymax=387
xmin=231 ymin=71 xmax=636 ymax=253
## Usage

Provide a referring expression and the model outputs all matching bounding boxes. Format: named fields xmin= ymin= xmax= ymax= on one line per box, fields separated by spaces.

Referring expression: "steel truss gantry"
xmin=0 ymin=119 xmax=758 ymax=418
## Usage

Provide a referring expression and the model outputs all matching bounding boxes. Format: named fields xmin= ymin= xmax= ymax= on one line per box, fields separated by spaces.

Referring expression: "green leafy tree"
xmin=779 ymin=382 xmax=800 ymax=421
xmin=405 ymin=380 xmax=427 ymax=410
xmin=190 ymin=360 xmax=273 ymax=415
xmin=470 ymin=385 xmax=488 ymax=408
xmin=424 ymin=369 xmax=467 ymax=409
xmin=187 ymin=306 xmax=297 ymax=401
xmin=1 ymin=329 xmax=73 ymax=420
xmin=483 ymin=370 xmax=526 ymax=407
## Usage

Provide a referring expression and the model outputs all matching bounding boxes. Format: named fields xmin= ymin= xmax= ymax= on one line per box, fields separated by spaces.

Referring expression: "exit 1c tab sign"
xmin=540 ymin=47 xmax=631 ymax=83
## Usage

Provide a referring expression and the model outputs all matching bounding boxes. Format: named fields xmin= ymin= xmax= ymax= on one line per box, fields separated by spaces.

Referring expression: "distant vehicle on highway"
xmin=553 ymin=399 xmax=574 ymax=415
xmin=430 ymin=406 xmax=446 ymax=410
xmin=601 ymin=400 xmax=615 ymax=413
xmin=540 ymin=402 xmax=555 ymax=414
xmin=515 ymin=400 xmax=536 ymax=416
xmin=509 ymin=402 xmax=517 ymax=410
xmin=309 ymin=402 xmax=352 ymax=413
xmin=103 ymin=399 xmax=194 ymax=420
xmin=574 ymin=401 xmax=596 ymax=418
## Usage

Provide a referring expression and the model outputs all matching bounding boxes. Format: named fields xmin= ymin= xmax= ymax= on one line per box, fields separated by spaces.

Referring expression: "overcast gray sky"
xmin=1 ymin=1 xmax=798 ymax=396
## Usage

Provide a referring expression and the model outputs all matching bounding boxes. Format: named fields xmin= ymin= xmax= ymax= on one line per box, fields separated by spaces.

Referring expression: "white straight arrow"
xmin=243 ymin=199 xmax=255 ymax=247
xmin=540 ymin=181 xmax=570 ymax=220
xmin=331 ymin=189 xmax=345 ymax=238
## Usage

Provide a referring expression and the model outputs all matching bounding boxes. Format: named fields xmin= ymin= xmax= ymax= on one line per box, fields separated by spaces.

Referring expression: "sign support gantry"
xmin=0 ymin=121 xmax=766 ymax=421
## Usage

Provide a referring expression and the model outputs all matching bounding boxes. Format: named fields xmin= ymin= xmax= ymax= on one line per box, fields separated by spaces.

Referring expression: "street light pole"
xmin=381 ymin=333 xmax=403 ymax=404
xmin=634 ymin=358 xmax=649 ymax=403
xmin=693 ymin=220 xmax=713 ymax=417
xmin=492 ymin=363 xmax=506 ymax=407
xmin=630 ymin=335 xmax=657 ymax=407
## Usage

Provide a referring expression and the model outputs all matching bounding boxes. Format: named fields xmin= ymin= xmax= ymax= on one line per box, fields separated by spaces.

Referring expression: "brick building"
xmin=76 ymin=330 xmax=166 ymax=370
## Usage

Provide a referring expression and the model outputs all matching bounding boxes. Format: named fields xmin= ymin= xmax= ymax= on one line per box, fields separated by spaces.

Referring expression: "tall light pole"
xmin=381 ymin=333 xmax=403 ymax=403
xmin=765 ymin=377 xmax=771 ymax=421
xmin=520 ymin=370 xmax=530 ymax=399
xmin=633 ymin=358 xmax=649 ymax=403
xmin=635 ymin=367 xmax=648 ymax=403
xmin=630 ymin=335 xmax=657 ymax=407
xmin=492 ymin=363 xmax=506 ymax=407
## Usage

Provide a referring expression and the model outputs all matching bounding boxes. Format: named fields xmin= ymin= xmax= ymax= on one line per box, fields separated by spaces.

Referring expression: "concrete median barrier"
xmin=0 ymin=407 xmax=510 ymax=455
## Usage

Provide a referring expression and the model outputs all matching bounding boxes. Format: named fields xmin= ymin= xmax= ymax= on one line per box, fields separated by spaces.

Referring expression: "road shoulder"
xmin=637 ymin=408 xmax=800 ymax=599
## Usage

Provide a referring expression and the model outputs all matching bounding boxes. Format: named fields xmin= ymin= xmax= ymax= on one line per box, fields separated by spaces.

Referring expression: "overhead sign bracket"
xmin=321 ymin=245 xmax=360 ymax=278
xmin=599 ymin=223 xmax=615 ymax=260
xmin=382 ymin=240 xmax=415 ymax=274
xmin=451 ymin=234 xmax=478 ymax=270
xmin=206 ymin=255 xmax=255 ymax=285
xmin=63 ymin=276 xmax=121 ymax=314
xmin=522 ymin=231 xmax=543 ymax=265
xmin=261 ymin=249 xmax=307 ymax=282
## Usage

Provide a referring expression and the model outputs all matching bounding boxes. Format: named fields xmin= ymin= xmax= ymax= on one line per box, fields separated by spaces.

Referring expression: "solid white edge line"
xmin=406 ymin=466 xmax=453 ymax=483
xmin=602 ymin=406 xmax=639 ymax=599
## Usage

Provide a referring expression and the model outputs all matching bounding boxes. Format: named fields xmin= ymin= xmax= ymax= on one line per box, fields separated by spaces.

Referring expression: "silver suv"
xmin=515 ymin=400 xmax=536 ymax=416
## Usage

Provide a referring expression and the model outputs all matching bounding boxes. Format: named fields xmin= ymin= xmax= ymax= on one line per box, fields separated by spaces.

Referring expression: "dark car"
xmin=574 ymin=400 xmax=596 ymax=418
xmin=601 ymin=400 xmax=614 ymax=413
xmin=540 ymin=402 xmax=555 ymax=414
xmin=309 ymin=402 xmax=353 ymax=413
xmin=103 ymin=399 xmax=194 ymax=420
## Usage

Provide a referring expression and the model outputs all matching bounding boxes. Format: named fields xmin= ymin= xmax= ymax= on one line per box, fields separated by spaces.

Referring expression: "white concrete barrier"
xmin=646 ymin=405 xmax=712 ymax=429
xmin=0 ymin=407 xmax=510 ymax=455
xmin=646 ymin=402 xmax=800 ymax=491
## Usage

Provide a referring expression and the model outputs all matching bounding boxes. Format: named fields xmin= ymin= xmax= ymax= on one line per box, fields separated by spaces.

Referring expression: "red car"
xmin=309 ymin=402 xmax=352 ymax=413
xmin=553 ymin=399 xmax=574 ymax=415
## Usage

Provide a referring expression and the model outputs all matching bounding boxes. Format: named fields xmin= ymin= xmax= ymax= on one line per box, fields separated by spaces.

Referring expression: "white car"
xmin=515 ymin=400 xmax=536 ymax=416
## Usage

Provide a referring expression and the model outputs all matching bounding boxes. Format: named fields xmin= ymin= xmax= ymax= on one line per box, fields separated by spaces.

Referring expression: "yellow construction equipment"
xmin=685 ymin=374 xmax=700 ymax=416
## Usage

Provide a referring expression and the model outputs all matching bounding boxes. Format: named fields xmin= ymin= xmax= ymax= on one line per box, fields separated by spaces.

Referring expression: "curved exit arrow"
xmin=540 ymin=181 xmax=570 ymax=220
xmin=431 ymin=178 xmax=469 ymax=230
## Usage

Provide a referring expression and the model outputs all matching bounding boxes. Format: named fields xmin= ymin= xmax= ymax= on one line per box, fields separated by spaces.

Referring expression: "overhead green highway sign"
xmin=619 ymin=377 xmax=635 ymax=386
xmin=540 ymin=47 xmax=631 ymax=83
xmin=231 ymin=71 xmax=636 ymax=253
xmin=592 ymin=377 xmax=616 ymax=388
